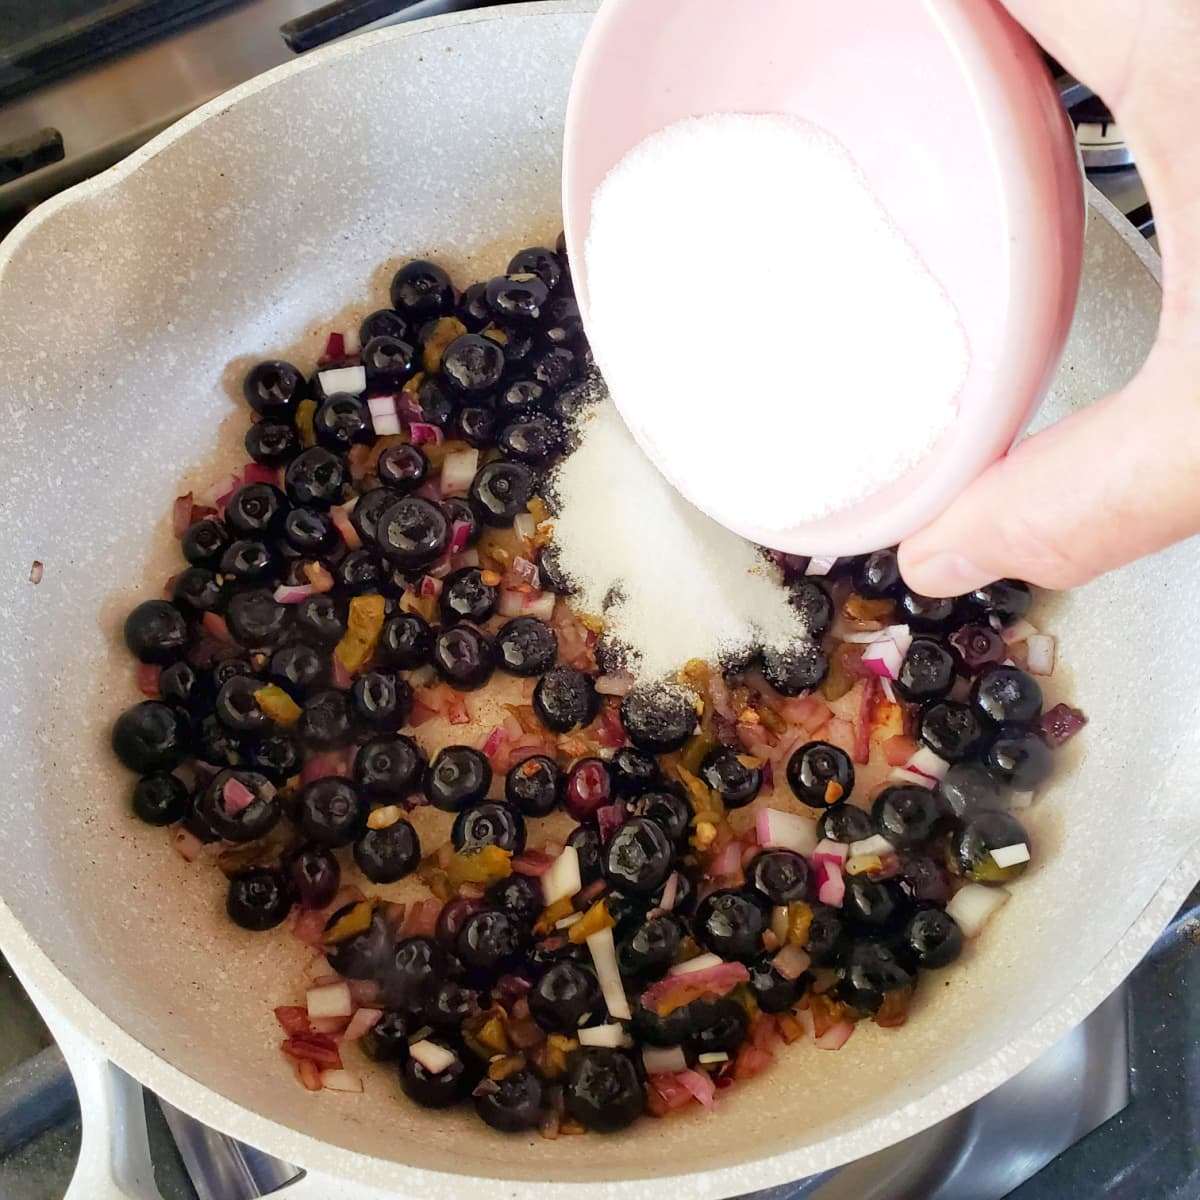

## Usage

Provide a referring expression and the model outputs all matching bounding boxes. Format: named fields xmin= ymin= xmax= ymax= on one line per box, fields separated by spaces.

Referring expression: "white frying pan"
xmin=0 ymin=4 xmax=1192 ymax=1198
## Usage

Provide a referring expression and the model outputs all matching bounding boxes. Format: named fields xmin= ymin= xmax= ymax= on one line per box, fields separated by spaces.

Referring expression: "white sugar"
xmin=585 ymin=113 xmax=970 ymax=531
xmin=549 ymin=388 xmax=806 ymax=681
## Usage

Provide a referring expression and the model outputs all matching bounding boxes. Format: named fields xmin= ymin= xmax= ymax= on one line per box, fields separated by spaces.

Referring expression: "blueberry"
xmin=131 ymin=773 xmax=190 ymax=826
xmin=872 ymin=785 xmax=945 ymax=848
xmin=620 ymin=685 xmax=695 ymax=753
xmin=285 ymin=846 xmax=340 ymax=910
xmin=181 ymin=518 xmax=230 ymax=567
xmin=748 ymin=850 xmax=810 ymax=905
xmin=361 ymin=335 xmax=417 ymax=392
xmin=269 ymin=643 xmax=327 ymax=697
xmin=617 ymin=915 xmax=682 ymax=981
xmin=970 ymin=665 xmax=1043 ymax=726
xmin=762 ymin=641 xmax=828 ymax=696
xmin=245 ymin=422 xmax=298 ymax=466
xmin=632 ymin=998 xmax=694 ymax=1047
xmin=457 ymin=283 xmax=491 ymax=330
xmin=505 ymin=754 xmax=560 ymax=818
xmin=226 ymin=869 xmax=292 ymax=931
xmin=425 ymin=745 xmax=492 ymax=812
xmin=535 ymin=544 xmax=574 ymax=595
xmin=452 ymin=803 xmax=526 ymax=855
xmin=298 ymin=777 xmax=365 ymax=848
xmin=354 ymin=819 xmax=420 ymax=883
xmin=299 ymin=689 xmax=352 ymax=748
xmin=214 ymin=657 xmax=259 ymax=687
xmin=497 ymin=378 xmax=547 ymax=418
xmin=195 ymin=767 xmax=279 ymax=841
xmin=172 ymin=567 xmax=222 ymax=614
xmin=838 ymin=940 xmax=914 ymax=1016
xmin=350 ymin=669 xmax=411 ymax=731
xmin=391 ymin=260 xmax=455 ymax=321
xmin=804 ymin=905 xmax=847 ymax=965
xmin=853 ymin=549 xmax=901 ymax=598
xmin=112 ymin=702 xmax=189 ymax=773
xmin=124 ymin=601 xmax=187 ymax=664
xmin=374 ymin=496 xmax=449 ymax=569
xmin=532 ymin=667 xmax=597 ymax=734
xmin=410 ymin=376 xmax=457 ymax=427
xmin=376 ymin=444 xmax=429 ymax=493
xmin=432 ymin=625 xmax=494 ymax=690
xmin=454 ymin=405 xmax=497 ymax=448
xmin=475 ymin=1068 xmax=543 ymax=1133
xmin=701 ymin=746 xmax=762 ymax=809
xmin=226 ymin=589 xmax=289 ymax=648
xmin=220 ymin=540 xmax=278 ymax=585
xmin=787 ymin=741 xmax=854 ymax=809
xmin=284 ymin=509 xmax=338 ymax=557
xmin=609 ymin=747 xmax=661 ymax=798
xmin=527 ymin=346 xmax=577 ymax=392
xmin=694 ymin=889 xmax=768 ymax=962
xmin=498 ymin=416 xmax=562 ymax=466
xmin=360 ymin=308 xmax=411 ymax=344
xmin=194 ymin=712 xmax=242 ymax=768
xmin=747 ymin=955 xmax=804 ymax=1013
xmin=552 ymin=380 xmax=597 ymax=425
xmin=284 ymin=447 xmax=347 ymax=509
xmin=895 ymin=637 xmax=955 ymax=703
xmin=212 ymin=674 xmax=268 ymax=736
xmin=485 ymin=273 xmax=548 ymax=324
xmin=469 ymin=460 xmax=536 ymax=528
xmin=603 ymin=817 xmax=673 ymax=895
xmin=687 ymin=996 xmax=749 ymax=1056
xmin=938 ymin=761 xmax=1008 ymax=819
xmin=563 ymin=1049 xmax=644 ymax=1132
xmin=788 ymin=580 xmax=833 ymax=634
xmin=899 ymin=591 xmax=960 ymax=632
xmin=354 ymin=735 xmax=424 ymax=798
xmin=904 ymin=909 xmax=964 ymax=969
xmin=401 ymin=1038 xmax=479 ymax=1108
xmin=843 ymin=877 xmax=911 ymax=934
xmin=440 ymin=567 xmax=498 ymax=625
xmin=507 ymin=246 xmax=563 ymax=291
xmin=294 ymin=594 xmax=346 ymax=647
xmin=983 ymin=726 xmax=1053 ymax=790
xmin=325 ymin=908 xmax=393 ymax=980
xmin=486 ymin=873 xmax=544 ymax=929
xmin=440 ymin=496 xmax=480 ymax=547
xmin=966 ymin=580 xmax=1032 ymax=624
xmin=382 ymin=935 xmax=444 ymax=1011
xmin=919 ymin=700 xmax=983 ymax=762
xmin=626 ymin=790 xmax=691 ymax=845
xmin=530 ymin=962 xmax=602 ymax=1034
xmin=542 ymin=295 xmax=584 ymax=348
xmin=360 ymin=626 xmax=421 ymax=683
xmin=457 ymin=909 xmax=522 ymax=973
xmin=243 ymin=360 xmax=306 ymax=420
xmin=349 ymin=487 xmax=400 ymax=547
xmin=441 ymin=334 xmax=505 ymax=395
xmin=423 ymin=979 xmax=478 ymax=1031
xmin=226 ymin=484 xmax=289 ymax=538
xmin=495 ymin=617 xmax=558 ymax=677
xmin=897 ymin=853 xmax=954 ymax=905
xmin=817 ymin=804 xmax=873 ymax=844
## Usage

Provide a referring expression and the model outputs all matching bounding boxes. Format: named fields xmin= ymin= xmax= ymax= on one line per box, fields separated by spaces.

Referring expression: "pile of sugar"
xmin=549 ymin=385 xmax=806 ymax=681
xmin=584 ymin=112 xmax=970 ymax=531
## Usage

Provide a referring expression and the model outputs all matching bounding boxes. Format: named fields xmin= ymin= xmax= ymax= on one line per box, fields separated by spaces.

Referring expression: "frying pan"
xmin=0 ymin=4 xmax=1192 ymax=1198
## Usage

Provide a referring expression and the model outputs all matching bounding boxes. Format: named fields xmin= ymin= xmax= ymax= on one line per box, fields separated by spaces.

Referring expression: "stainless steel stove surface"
xmin=0 ymin=4 xmax=1185 ymax=1197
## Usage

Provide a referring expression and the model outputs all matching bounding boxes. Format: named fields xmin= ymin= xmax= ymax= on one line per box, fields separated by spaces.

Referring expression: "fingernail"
xmin=904 ymin=551 xmax=991 ymax=597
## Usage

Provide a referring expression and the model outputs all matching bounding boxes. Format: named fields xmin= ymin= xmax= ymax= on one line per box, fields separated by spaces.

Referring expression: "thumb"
xmin=898 ymin=344 xmax=1200 ymax=596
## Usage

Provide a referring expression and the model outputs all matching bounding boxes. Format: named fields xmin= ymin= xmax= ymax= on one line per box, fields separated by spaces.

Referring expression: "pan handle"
xmin=17 ymin=975 xmax=162 ymax=1200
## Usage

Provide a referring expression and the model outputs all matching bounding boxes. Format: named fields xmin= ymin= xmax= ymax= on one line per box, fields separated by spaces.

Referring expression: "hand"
xmin=899 ymin=0 xmax=1200 ymax=597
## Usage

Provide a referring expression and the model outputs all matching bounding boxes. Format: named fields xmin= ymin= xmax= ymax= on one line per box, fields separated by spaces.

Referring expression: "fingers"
xmin=898 ymin=346 xmax=1200 ymax=596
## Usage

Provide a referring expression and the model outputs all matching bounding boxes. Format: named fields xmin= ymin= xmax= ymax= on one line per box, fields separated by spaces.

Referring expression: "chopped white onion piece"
xmin=578 ymin=1024 xmax=630 ymax=1049
xmin=812 ymin=839 xmax=849 ymax=865
xmin=439 ymin=447 xmax=480 ymax=498
xmin=889 ymin=767 xmax=936 ymax=790
xmin=642 ymin=1045 xmax=687 ymax=1075
xmin=513 ymin=513 xmax=536 ymax=542
xmin=1025 ymin=634 xmax=1057 ymax=676
xmin=586 ymin=927 xmax=631 ymax=1020
xmin=697 ymin=1051 xmax=729 ymax=1065
xmin=756 ymin=807 xmax=818 ymax=856
xmin=771 ymin=905 xmax=790 ymax=943
xmin=905 ymin=746 xmax=950 ymax=781
xmin=318 ymin=1069 xmax=364 ymax=1093
xmin=805 ymin=555 xmax=838 ymax=576
xmin=541 ymin=844 xmax=581 ymax=906
xmin=1001 ymin=617 xmax=1038 ymax=646
xmin=990 ymin=843 xmax=1031 ymax=869
xmin=771 ymin=943 xmax=811 ymax=981
xmin=668 ymin=953 xmax=723 ymax=977
xmin=849 ymin=834 xmax=896 ymax=859
xmin=317 ymin=365 xmax=366 ymax=395
xmin=946 ymin=884 xmax=1010 ymax=938
xmin=367 ymin=395 xmax=401 ymax=436
xmin=342 ymin=327 xmax=362 ymax=356
xmin=306 ymin=982 xmax=353 ymax=1020
xmin=1009 ymin=789 xmax=1036 ymax=810
xmin=408 ymin=1039 xmax=457 ymax=1074
xmin=555 ymin=913 xmax=583 ymax=930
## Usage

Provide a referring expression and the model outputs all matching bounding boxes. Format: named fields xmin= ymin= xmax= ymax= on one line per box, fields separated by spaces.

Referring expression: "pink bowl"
xmin=563 ymin=0 xmax=1085 ymax=556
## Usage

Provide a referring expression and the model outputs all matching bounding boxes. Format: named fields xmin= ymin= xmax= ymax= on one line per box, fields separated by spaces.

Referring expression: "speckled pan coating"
xmin=0 ymin=5 xmax=1195 ymax=1198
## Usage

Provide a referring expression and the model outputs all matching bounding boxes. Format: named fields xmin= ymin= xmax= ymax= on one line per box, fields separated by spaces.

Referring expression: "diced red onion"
xmin=812 ymin=841 xmax=848 ymax=908
xmin=1002 ymin=617 xmax=1039 ymax=646
xmin=302 ymin=750 xmax=349 ymax=784
xmin=586 ymin=926 xmax=631 ymax=1020
xmin=946 ymin=883 xmax=1010 ymax=937
xmin=676 ymin=1068 xmax=717 ymax=1108
xmin=282 ymin=1034 xmax=343 ymax=1069
xmin=595 ymin=802 xmax=626 ymax=843
xmin=710 ymin=839 xmax=743 ymax=878
xmin=756 ymin=808 xmax=818 ymax=856
xmin=330 ymin=656 xmax=352 ymax=690
xmin=1025 ymin=634 xmax=1056 ymax=676
xmin=889 ymin=766 xmax=936 ymax=790
xmin=242 ymin=462 xmax=279 ymax=487
xmin=595 ymin=672 xmax=635 ymax=697
xmin=172 ymin=494 xmax=194 ymax=538
xmin=342 ymin=327 xmax=362 ymax=357
xmin=307 ymin=982 xmax=353 ymax=1020
xmin=274 ymin=583 xmax=316 ymax=605
xmin=905 ymin=746 xmax=950 ymax=782
xmin=950 ymin=624 xmax=1007 ymax=672
xmin=805 ymin=555 xmax=838 ymax=577
xmin=771 ymin=943 xmax=812 ymax=981
xmin=862 ymin=627 xmax=912 ymax=681
xmin=318 ymin=365 xmax=366 ymax=396
xmin=668 ymin=953 xmax=723 ymax=977
xmin=137 ymin=663 xmax=162 ymax=699
xmin=649 ymin=1073 xmax=695 ymax=1111
xmin=202 ymin=473 xmax=240 ymax=508
xmin=814 ymin=1021 xmax=855 ymax=1051
xmin=542 ymin=845 xmax=581 ymax=905
xmin=511 ymin=851 xmax=555 ymax=878
xmin=643 ymin=1046 xmax=687 ymax=1075
xmin=223 ymin=776 xmax=256 ymax=816
xmin=1040 ymin=703 xmax=1087 ymax=748
xmin=408 ymin=1039 xmax=456 ymax=1074
xmin=331 ymin=504 xmax=361 ymax=550
xmin=323 ymin=332 xmax=346 ymax=361
xmin=367 ymin=394 xmax=401 ymax=437
xmin=498 ymin=588 xmax=527 ymax=618
xmin=439 ymin=448 xmax=479 ymax=497
xmin=522 ymin=590 xmax=556 ymax=622
xmin=397 ymin=391 xmax=423 ymax=424
xmin=641 ymin=963 xmax=749 ymax=1015
xmin=409 ymin=422 xmax=444 ymax=447
xmin=449 ymin=520 xmax=473 ymax=555
xmin=419 ymin=575 xmax=443 ymax=599
xmin=879 ymin=677 xmax=897 ymax=704
xmin=660 ymin=872 xmax=680 ymax=913
xmin=274 ymin=1006 xmax=311 ymax=1036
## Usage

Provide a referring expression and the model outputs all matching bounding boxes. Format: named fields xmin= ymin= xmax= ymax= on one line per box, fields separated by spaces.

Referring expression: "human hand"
xmin=899 ymin=0 xmax=1200 ymax=597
